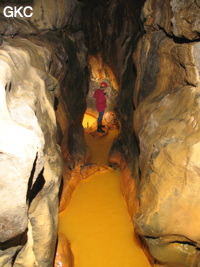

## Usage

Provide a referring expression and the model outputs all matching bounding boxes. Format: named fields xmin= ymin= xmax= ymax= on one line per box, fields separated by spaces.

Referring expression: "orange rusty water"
xmin=58 ymin=114 xmax=151 ymax=267
xmin=59 ymin=169 xmax=151 ymax=267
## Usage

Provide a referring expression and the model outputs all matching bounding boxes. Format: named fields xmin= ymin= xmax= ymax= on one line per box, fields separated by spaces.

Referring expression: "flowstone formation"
xmin=133 ymin=0 xmax=200 ymax=266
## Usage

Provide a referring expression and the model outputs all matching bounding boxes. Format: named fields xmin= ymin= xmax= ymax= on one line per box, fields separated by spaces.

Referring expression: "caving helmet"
xmin=100 ymin=82 xmax=108 ymax=88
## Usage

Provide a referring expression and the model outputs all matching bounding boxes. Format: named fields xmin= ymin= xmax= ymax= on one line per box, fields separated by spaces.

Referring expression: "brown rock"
xmin=0 ymin=0 xmax=83 ymax=34
xmin=142 ymin=0 xmax=200 ymax=41
xmin=59 ymin=165 xmax=82 ymax=213
xmin=89 ymin=130 xmax=109 ymax=138
xmin=132 ymin=1 xmax=200 ymax=264
xmin=80 ymin=163 xmax=99 ymax=179
xmin=109 ymin=151 xmax=138 ymax=219
xmin=171 ymin=0 xmax=200 ymax=40
xmin=133 ymin=29 xmax=200 ymax=266
xmin=54 ymin=233 xmax=74 ymax=267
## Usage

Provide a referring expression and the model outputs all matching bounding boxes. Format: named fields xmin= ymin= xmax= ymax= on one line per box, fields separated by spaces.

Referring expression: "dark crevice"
xmin=58 ymin=176 xmax=64 ymax=203
xmin=26 ymin=154 xmax=45 ymax=205
xmin=144 ymin=235 xmax=200 ymax=250
xmin=28 ymin=168 xmax=45 ymax=204
xmin=54 ymin=96 xmax=59 ymax=111
xmin=11 ymin=245 xmax=24 ymax=266
xmin=0 ymin=229 xmax=28 ymax=251
xmin=5 ymin=82 xmax=11 ymax=92
xmin=26 ymin=154 xmax=37 ymax=203
xmin=158 ymin=25 xmax=200 ymax=44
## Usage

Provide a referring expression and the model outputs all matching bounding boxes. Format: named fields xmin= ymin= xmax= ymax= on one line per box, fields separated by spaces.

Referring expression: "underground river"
xmin=57 ymin=114 xmax=151 ymax=267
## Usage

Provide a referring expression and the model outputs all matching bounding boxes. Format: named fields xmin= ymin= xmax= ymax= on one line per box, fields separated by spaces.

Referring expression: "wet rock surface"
xmin=54 ymin=233 xmax=74 ymax=267
xmin=0 ymin=0 xmax=88 ymax=266
xmin=133 ymin=0 xmax=200 ymax=266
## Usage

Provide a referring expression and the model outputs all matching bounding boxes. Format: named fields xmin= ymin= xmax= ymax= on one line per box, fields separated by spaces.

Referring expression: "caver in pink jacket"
xmin=93 ymin=89 xmax=107 ymax=112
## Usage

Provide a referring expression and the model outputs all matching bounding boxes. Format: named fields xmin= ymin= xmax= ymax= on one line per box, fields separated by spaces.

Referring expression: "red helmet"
xmin=100 ymin=82 xmax=108 ymax=88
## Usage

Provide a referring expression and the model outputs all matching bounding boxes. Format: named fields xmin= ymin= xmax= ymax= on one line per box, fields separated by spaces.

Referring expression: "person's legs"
xmin=98 ymin=111 xmax=104 ymax=124
xmin=97 ymin=111 xmax=105 ymax=132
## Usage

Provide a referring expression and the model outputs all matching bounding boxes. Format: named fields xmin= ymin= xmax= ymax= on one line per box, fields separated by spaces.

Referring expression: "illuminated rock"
xmin=133 ymin=1 xmax=200 ymax=265
xmin=54 ymin=233 xmax=74 ymax=267
xmin=0 ymin=37 xmax=62 ymax=267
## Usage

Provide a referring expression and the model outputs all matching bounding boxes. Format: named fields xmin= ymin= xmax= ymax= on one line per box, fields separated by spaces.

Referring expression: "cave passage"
xmin=83 ymin=114 xmax=119 ymax=165
xmin=58 ymin=114 xmax=151 ymax=267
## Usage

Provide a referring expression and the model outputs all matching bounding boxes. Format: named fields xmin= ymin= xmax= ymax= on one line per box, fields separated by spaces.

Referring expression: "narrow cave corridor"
xmin=58 ymin=116 xmax=150 ymax=266
xmin=1 ymin=0 xmax=200 ymax=267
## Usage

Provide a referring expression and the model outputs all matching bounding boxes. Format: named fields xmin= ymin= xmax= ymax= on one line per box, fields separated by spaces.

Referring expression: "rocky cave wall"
xmin=81 ymin=0 xmax=145 ymax=173
xmin=0 ymin=36 xmax=62 ymax=267
xmin=133 ymin=0 xmax=200 ymax=266
xmin=82 ymin=0 xmax=200 ymax=266
xmin=0 ymin=1 xmax=89 ymax=266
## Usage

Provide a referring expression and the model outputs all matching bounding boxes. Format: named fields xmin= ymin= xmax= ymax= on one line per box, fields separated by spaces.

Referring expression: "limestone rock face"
xmin=0 ymin=1 xmax=89 ymax=265
xmin=0 ymin=37 xmax=62 ymax=267
xmin=58 ymin=30 xmax=89 ymax=165
xmin=142 ymin=0 xmax=200 ymax=40
xmin=133 ymin=0 xmax=200 ymax=266
xmin=30 ymin=0 xmax=82 ymax=30
xmin=170 ymin=0 xmax=200 ymax=40
xmin=0 ymin=0 xmax=83 ymax=34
